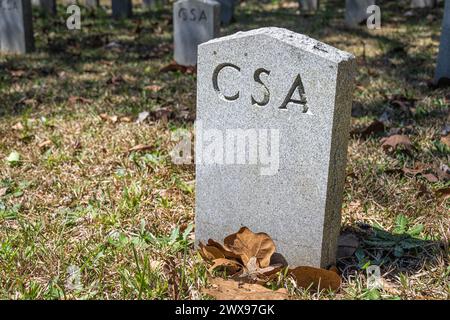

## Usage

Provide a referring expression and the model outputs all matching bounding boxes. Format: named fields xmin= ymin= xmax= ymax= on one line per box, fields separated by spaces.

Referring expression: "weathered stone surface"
xmin=195 ymin=27 xmax=356 ymax=268
xmin=298 ymin=0 xmax=319 ymax=12
xmin=410 ymin=0 xmax=436 ymax=8
xmin=112 ymin=0 xmax=132 ymax=19
xmin=31 ymin=0 xmax=56 ymax=15
xmin=435 ymin=0 xmax=450 ymax=84
xmin=0 ymin=0 xmax=34 ymax=54
xmin=174 ymin=0 xmax=220 ymax=66
xmin=216 ymin=0 xmax=235 ymax=25
xmin=345 ymin=0 xmax=375 ymax=27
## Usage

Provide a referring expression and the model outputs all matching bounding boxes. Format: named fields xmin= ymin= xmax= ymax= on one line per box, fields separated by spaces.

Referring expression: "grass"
xmin=0 ymin=0 xmax=448 ymax=299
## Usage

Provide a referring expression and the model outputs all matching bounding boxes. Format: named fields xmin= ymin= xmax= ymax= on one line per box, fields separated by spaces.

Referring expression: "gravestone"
xmin=216 ymin=0 xmax=235 ymax=25
xmin=0 ymin=0 xmax=34 ymax=54
xmin=31 ymin=0 xmax=56 ymax=15
xmin=345 ymin=0 xmax=375 ymax=27
xmin=299 ymin=0 xmax=319 ymax=12
xmin=174 ymin=0 xmax=220 ymax=66
xmin=410 ymin=0 xmax=437 ymax=8
xmin=435 ymin=0 xmax=450 ymax=85
xmin=112 ymin=0 xmax=132 ymax=19
xmin=195 ymin=27 xmax=356 ymax=268
xmin=85 ymin=0 xmax=99 ymax=8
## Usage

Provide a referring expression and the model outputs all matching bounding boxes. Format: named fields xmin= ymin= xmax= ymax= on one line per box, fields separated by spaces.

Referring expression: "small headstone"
xmin=435 ymin=0 xmax=450 ymax=85
xmin=31 ymin=0 xmax=56 ymax=15
xmin=345 ymin=0 xmax=375 ymax=27
xmin=195 ymin=27 xmax=356 ymax=268
xmin=216 ymin=0 xmax=235 ymax=25
xmin=299 ymin=0 xmax=319 ymax=12
xmin=0 ymin=0 xmax=34 ymax=54
xmin=112 ymin=0 xmax=132 ymax=19
xmin=410 ymin=0 xmax=437 ymax=8
xmin=173 ymin=0 xmax=220 ymax=66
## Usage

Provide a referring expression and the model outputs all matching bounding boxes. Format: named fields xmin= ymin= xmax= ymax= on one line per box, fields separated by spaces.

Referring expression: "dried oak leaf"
xmin=206 ymin=239 xmax=241 ymax=260
xmin=198 ymin=242 xmax=225 ymax=261
xmin=289 ymin=266 xmax=341 ymax=291
xmin=233 ymin=256 xmax=283 ymax=284
xmin=436 ymin=187 xmax=450 ymax=202
xmin=201 ymin=277 xmax=289 ymax=300
xmin=223 ymin=227 xmax=275 ymax=268
xmin=441 ymin=134 xmax=450 ymax=148
xmin=208 ymin=258 xmax=243 ymax=275
xmin=128 ymin=144 xmax=153 ymax=153
xmin=380 ymin=134 xmax=413 ymax=152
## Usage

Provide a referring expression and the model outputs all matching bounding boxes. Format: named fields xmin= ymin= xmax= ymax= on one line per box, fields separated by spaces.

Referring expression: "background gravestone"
xmin=410 ymin=0 xmax=437 ymax=8
xmin=195 ymin=28 xmax=356 ymax=268
xmin=31 ymin=0 xmax=56 ymax=15
xmin=112 ymin=0 xmax=132 ymax=19
xmin=173 ymin=0 xmax=220 ymax=66
xmin=143 ymin=0 xmax=166 ymax=9
xmin=435 ymin=0 xmax=450 ymax=85
xmin=0 ymin=0 xmax=34 ymax=54
xmin=85 ymin=0 xmax=99 ymax=8
xmin=298 ymin=0 xmax=319 ymax=12
xmin=345 ymin=0 xmax=375 ymax=27
xmin=216 ymin=0 xmax=235 ymax=25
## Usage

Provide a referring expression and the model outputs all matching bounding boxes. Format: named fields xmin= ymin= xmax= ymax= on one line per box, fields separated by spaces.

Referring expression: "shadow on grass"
xmin=337 ymin=225 xmax=446 ymax=279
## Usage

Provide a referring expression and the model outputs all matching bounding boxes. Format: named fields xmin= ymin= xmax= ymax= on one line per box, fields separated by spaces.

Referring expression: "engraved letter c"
xmin=212 ymin=63 xmax=240 ymax=101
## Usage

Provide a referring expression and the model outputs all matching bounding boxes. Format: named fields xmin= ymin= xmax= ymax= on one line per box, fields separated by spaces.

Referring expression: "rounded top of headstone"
xmin=175 ymin=0 xmax=221 ymax=6
xmin=200 ymin=27 xmax=355 ymax=64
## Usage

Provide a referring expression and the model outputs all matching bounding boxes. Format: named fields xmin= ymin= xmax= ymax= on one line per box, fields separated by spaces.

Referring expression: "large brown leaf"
xmin=198 ymin=242 xmax=225 ymax=261
xmin=289 ymin=266 xmax=341 ymax=291
xmin=380 ymin=134 xmax=413 ymax=152
xmin=207 ymin=239 xmax=241 ymax=260
xmin=223 ymin=227 xmax=275 ymax=268
xmin=201 ymin=278 xmax=289 ymax=300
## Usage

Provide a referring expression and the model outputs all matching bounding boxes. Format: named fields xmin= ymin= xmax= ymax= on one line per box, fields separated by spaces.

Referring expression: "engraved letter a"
xmin=279 ymin=74 xmax=308 ymax=112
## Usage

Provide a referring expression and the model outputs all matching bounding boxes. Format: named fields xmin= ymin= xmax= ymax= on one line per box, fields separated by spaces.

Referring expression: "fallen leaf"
xmin=201 ymin=277 xmax=289 ymax=300
xmin=233 ymin=256 xmax=283 ymax=284
xmin=208 ymin=258 xmax=243 ymax=275
xmin=207 ymin=239 xmax=240 ymax=260
xmin=99 ymin=113 xmax=119 ymax=123
xmin=128 ymin=144 xmax=153 ymax=153
xmin=351 ymin=120 xmax=385 ymax=139
xmin=12 ymin=122 xmax=24 ymax=131
xmin=68 ymin=96 xmax=93 ymax=105
xmin=10 ymin=70 xmax=26 ymax=77
xmin=422 ymin=173 xmax=439 ymax=183
xmin=435 ymin=187 xmax=450 ymax=202
xmin=402 ymin=162 xmax=428 ymax=176
xmin=199 ymin=242 xmax=225 ymax=261
xmin=441 ymin=134 xmax=450 ymax=148
xmin=337 ymin=233 xmax=359 ymax=259
xmin=144 ymin=84 xmax=162 ymax=92
xmin=289 ymin=266 xmax=341 ymax=291
xmin=0 ymin=187 xmax=7 ymax=197
xmin=38 ymin=140 xmax=52 ymax=149
xmin=223 ymin=227 xmax=275 ymax=268
xmin=120 ymin=116 xmax=132 ymax=123
xmin=380 ymin=134 xmax=413 ymax=152
xmin=160 ymin=62 xmax=196 ymax=74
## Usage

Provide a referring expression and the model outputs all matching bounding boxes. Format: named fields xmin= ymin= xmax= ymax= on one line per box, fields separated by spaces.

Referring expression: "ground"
xmin=0 ymin=0 xmax=448 ymax=300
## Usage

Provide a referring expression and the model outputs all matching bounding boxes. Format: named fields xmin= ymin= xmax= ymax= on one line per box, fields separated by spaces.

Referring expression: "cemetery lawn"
xmin=0 ymin=0 xmax=448 ymax=300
